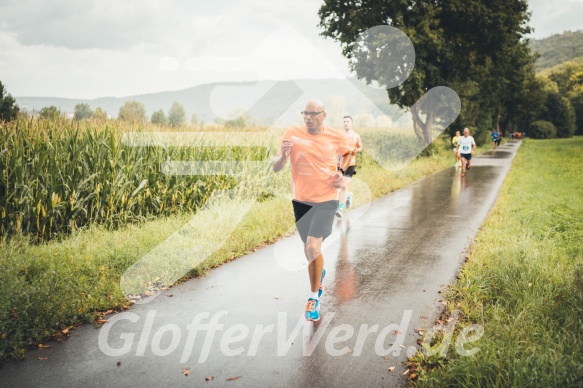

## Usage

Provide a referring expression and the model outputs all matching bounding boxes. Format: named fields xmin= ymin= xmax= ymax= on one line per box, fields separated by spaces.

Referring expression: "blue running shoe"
xmin=304 ymin=298 xmax=320 ymax=321
xmin=318 ymin=268 xmax=327 ymax=298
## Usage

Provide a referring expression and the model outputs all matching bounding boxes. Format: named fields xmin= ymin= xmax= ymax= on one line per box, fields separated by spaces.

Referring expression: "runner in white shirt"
xmin=456 ymin=127 xmax=476 ymax=178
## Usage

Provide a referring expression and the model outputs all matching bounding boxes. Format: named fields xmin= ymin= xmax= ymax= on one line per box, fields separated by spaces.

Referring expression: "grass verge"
xmin=409 ymin=137 xmax=583 ymax=387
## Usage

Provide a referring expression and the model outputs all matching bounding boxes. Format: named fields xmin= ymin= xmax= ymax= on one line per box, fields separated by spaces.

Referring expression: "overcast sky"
xmin=1 ymin=0 xmax=582 ymax=99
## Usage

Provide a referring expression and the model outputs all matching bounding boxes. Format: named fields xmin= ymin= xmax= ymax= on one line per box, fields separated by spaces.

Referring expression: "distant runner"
xmin=272 ymin=100 xmax=349 ymax=322
xmin=452 ymin=130 xmax=461 ymax=167
xmin=336 ymin=116 xmax=362 ymax=218
xmin=491 ymin=129 xmax=501 ymax=150
xmin=508 ymin=132 xmax=513 ymax=142
xmin=457 ymin=127 xmax=476 ymax=178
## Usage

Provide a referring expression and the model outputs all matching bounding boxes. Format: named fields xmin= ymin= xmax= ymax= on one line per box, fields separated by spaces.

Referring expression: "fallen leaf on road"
xmin=182 ymin=368 xmax=191 ymax=376
xmin=420 ymin=315 xmax=427 ymax=320
xmin=205 ymin=376 xmax=214 ymax=381
xmin=383 ymin=356 xmax=389 ymax=361
xmin=227 ymin=376 xmax=241 ymax=381
xmin=38 ymin=357 xmax=48 ymax=361
xmin=388 ymin=367 xmax=395 ymax=372
xmin=96 ymin=319 xmax=108 ymax=324
xmin=402 ymin=369 xmax=410 ymax=375
xmin=410 ymin=373 xmax=417 ymax=379
xmin=392 ymin=330 xmax=400 ymax=335
xmin=399 ymin=345 xmax=405 ymax=348
xmin=38 ymin=344 xmax=51 ymax=349
xmin=61 ymin=328 xmax=69 ymax=335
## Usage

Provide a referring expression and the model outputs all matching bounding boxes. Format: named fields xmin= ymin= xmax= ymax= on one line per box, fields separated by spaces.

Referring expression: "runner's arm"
xmin=354 ymin=134 xmax=363 ymax=154
xmin=272 ymin=139 xmax=292 ymax=172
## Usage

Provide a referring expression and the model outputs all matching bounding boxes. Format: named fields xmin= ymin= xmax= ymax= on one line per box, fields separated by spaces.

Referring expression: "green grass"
xmin=0 ymin=129 xmax=489 ymax=360
xmin=410 ymin=137 xmax=583 ymax=387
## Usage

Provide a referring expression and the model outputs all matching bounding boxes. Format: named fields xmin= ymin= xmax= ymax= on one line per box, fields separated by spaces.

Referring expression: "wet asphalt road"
xmin=0 ymin=142 xmax=520 ymax=388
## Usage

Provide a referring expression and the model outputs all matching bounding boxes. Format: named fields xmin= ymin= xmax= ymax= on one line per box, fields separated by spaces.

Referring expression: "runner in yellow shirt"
xmin=452 ymin=130 xmax=461 ymax=167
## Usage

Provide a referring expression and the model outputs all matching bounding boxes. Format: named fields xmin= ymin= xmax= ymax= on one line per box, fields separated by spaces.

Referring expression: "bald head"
xmin=304 ymin=100 xmax=325 ymax=112
xmin=303 ymin=99 xmax=327 ymax=134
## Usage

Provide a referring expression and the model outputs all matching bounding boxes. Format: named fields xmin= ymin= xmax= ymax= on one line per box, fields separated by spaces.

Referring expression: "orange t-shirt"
xmin=278 ymin=126 xmax=349 ymax=203
xmin=339 ymin=130 xmax=360 ymax=169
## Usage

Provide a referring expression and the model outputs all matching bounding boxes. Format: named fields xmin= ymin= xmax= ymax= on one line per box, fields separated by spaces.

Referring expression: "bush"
xmin=529 ymin=120 xmax=557 ymax=139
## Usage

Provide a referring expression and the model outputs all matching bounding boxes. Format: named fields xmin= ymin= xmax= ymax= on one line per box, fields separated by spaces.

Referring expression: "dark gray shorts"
xmin=292 ymin=200 xmax=338 ymax=243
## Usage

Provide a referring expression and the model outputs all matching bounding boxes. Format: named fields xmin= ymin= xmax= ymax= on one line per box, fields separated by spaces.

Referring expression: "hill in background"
xmin=530 ymin=30 xmax=583 ymax=72
xmin=15 ymin=78 xmax=404 ymax=127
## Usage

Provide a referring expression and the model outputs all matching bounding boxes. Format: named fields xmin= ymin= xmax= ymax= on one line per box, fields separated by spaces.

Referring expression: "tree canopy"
xmin=539 ymin=57 xmax=583 ymax=135
xmin=74 ymin=103 xmax=93 ymax=120
xmin=151 ymin=109 xmax=167 ymax=125
xmin=0 ymin=81 xmax=20 ymax=122
xmin=93 ymin=107 xmax=107 ymax=122
xmin=39 ymin=106 xmax=60 ymax=120
xmin=318 ymin=0 xmax=535 ymax=144
xmin=118 ymin=101 xmax=146 ymax=122
xmin=168 ymin=101 xmax=185 ymax=127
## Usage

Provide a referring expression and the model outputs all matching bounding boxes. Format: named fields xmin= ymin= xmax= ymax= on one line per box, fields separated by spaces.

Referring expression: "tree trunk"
xmin=410 ymin=105 xmax=433 ymax=147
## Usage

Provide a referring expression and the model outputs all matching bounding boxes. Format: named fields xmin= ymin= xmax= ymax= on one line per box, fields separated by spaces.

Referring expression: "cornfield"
xmin=0 ymin=117 xmax=282 ymax=242
xmin=1 ymin=116 xmax=433 ymax=242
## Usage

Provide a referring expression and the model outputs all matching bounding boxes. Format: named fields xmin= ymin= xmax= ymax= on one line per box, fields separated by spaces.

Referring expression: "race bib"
xmin=462 ymin=145 xmax=470 ymax=152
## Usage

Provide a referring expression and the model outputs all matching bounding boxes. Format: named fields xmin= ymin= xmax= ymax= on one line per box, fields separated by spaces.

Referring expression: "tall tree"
xmin=168 ymin=102 xmax=185 ymax=127
xmin=0 ymin=81 xmax=20 ymax=122
xmin=39 ymin=106 xmax=60 ymax=120
xmin=118 ymin=101 xmax=146 ymax=122
xmin=93 ymin=107 xmax=107 ymax=122
xmin=151 ymin=109 xmax=167 ymax=125
xmin=318 ymin=0 xmax=533 ymax=144
xmin=74 ymin=103 xmax=93 ymax=120
xmin=545 ymin=92 xmax=576 ymax=138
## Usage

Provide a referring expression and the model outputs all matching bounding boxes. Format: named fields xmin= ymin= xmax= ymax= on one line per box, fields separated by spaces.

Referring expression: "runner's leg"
xmin=339 ymin=176 xmax=352 ymax=206
xmin=306 ymin=236 xmax=324 ymax=293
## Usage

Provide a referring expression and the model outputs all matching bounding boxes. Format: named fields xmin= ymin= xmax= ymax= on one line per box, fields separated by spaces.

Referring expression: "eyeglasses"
xmin=300 ymin=111 xmax=324 ymax=117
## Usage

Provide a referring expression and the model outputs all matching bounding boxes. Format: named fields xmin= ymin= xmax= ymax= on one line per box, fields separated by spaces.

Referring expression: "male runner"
xmin=336 ymin=116 xmax=362 ymax=218
xmin=272 ymin=100 xmax=349 ymax=321
xmin=456 ymin=127 xmax=476 ymax=178
xmin=452 ymin=130 xmax=461 ymax=167
xmin=491 ymin=129 xmax=501 ymax=150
